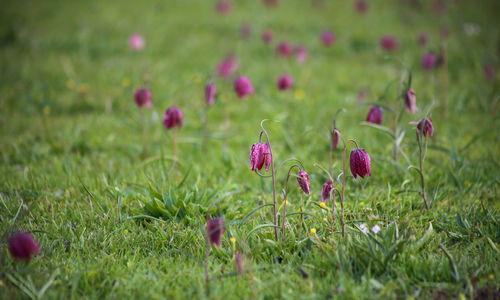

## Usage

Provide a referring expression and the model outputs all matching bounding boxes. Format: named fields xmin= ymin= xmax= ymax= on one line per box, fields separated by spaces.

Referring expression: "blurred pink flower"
xmin=261 ymin=29 xmax=273 ymax=45
xmin=277 ymin=75 xmax=294 ymax=91
xmin=296 ymin=170 xmax=311 ymax=196
xmin=134 ymin=88 xmax=152 ymax=108
xmin=380 ymin=35 xmax=399 ymax=51
xmin=321 ymin=31 xmax=336 ymax=46
xmin=207 ymin=218 xmax=225 ymax=247
xmin=240 ymin=23 xmax=252 ymax=39
xmin=205 ymin=83 xmax=216 ymax=106
xmin=295 ymin=45 xmax=308 ymax=64
xmin=418 ymin=32 xmax=429 ymax=47
xmin=216 ymin=54 xmax=238 ymax=78
xmin=263 ymin=0 xmax=279 ymax=7
xmin=216 ymin=1 xmax=232 ymax=15
xmin=485 ymin=63 xmax=494 ymax=81
xmin=129 ymin=33 xmax=145 ymax=51
xmin=234 ymin=76 xmax=254 ymax=99
xmin=366 ymin=106 xmax=383 ymax=124
xmin=422 ymin=53 xmax=437 ymax=70
xmin=8 ymin=232 xmax=40 ymax=262
xmin=163 ymin=106 xmax=183 ymax=130
xmin=276 ymin=42 xmax=294 ymax=58
xmin=355 ymin=1 xmax=369 ymax=14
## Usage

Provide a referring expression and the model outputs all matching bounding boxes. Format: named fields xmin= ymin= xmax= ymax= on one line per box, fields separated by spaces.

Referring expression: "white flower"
xmin=359 ymin=224 xmax=368 ymax=235
xmin=372 ymin=225 xmax=381 ymax=234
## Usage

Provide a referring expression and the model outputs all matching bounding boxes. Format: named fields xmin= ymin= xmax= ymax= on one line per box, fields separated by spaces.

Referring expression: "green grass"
xmin=1 ymin=0 xmax=500 ymax=299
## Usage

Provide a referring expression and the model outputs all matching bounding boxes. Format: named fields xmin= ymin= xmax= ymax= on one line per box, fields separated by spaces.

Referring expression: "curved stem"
xmin=173 ymin=126 xmax=178 ymax=169
xmin=259 ymin=120 xmax=278 ymax=241
xmin=340 ymin=138 xmax=359 ymax=237
xmin=417 ymin=133 xmax=429 ymax=209
xmin=281 ymin=164 xmax=302 ymax=242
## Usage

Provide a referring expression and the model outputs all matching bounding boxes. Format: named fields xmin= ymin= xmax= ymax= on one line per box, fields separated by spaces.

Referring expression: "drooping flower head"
xmin=276 ymin=42 xmax=294 ymax=58
xmin=216 ymin=1 xmax=232 ymax=15
xmin=331 ymin=128 xmax=340 ymax=149
xmin=380 ymin=35 xmax=399 ymax=51
xmin=207 ymin=218 xmax=225 ymax=247
xmin=8 ymin=232 xmax=40 ymax=261
xmin=412 ymin=118 xmax=434 ymax=139
xmin=262 ymin=29 xmax=273 ymax=45
xmin=277 ymin=75 xmax=294 ymax=91
xmin=422 ymin=53 xmax=437 ymax=70
xmin=205 ymin=84 xmax=216 ymax=106
xmin=366 ymin=106 xmax=383 ymax=124
xmin=295 ymin=45 xmax=308 ymax=64
xmin=249 ymin=142 xmax=272 ymax=171
xmin=216 ymin=54 xmax=238 ymax=78
xmin=296 ymin=170 xmax=311 ymax=195
xmin=321 ymin=31 xmax=336 ymax=46
xmin=129 ymin=33 xmax=145 ymax=51
xmin=234 ymin=76 xmax=254 ymax=99
xmin=163 ymin=106 xmax=183 ymax=130
xmin=418 ymin=32 xmax=429 ymax=47
xmin=134 ymin=88 xmax=152 ymax=108
xmin=240 ymin=23 xmax=252 ymax=39
xmin=404 ymin=88 xmax=417 ymax=114
xmin=321 ymin=180 xmax=334 ymax=202
xmin=355 ymin=0 xmax=369 ymax=14
xmin=350 ymin=148 xmax=372 ymax=179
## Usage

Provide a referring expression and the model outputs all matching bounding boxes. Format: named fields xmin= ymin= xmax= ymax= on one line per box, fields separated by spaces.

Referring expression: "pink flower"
xmin=134 ymin=88 xmax=152 ymax=108
xmin=355 ymin=0 xmax=369 ymax=14
xmin=432 ymin=0 xmax=446 ymax=14
xmin=261 ymin=29 xmax=273 ymax=45
xmin=216 ymin=1 xmax=232 ymax=15
xmin=207 ymin=218 xmax=225 ymax=247
xmin=129 ymin=33 xmax=145 ymax=51
xmin=263 ymin=0 xmax=279 ymax=7
xmin=163 ymin=106 xmax=183 ymax=130
xmin=350 ymin=148 xmax=372 ymax=179
xmin=366 ymin=106 xmax=383 ymax=124
xmin=205 ymin=84 xmax=216 ymax=106
xmin=321 ymin=180 xmax=333 ymax=202
xmin=380 ymin=35 xmax=399 ymax=51
xmin=404 ymin=88 xmax=417 ymax=114
xmin=276 ymin=42 xmax=294 ymax=58
xmin=8 ymin=232 xmax=40 ymax=261
xmin=249 ymin=143 xmax=272 ymax=172
xmin=485 ymin=63 xmax=494 ymax=81
xmin=296 ymin=170 xmax=311 ymax=195
xmin=295 ymin=45 xmax=308 ymax=64
xmin=418 ymin=32 xmax=429 ymax=47
xmin=332 ymin=128 xmax=340 ymax=149
xmin=277 ymin=75 xmax=294 ymax=91
xmin=321 ymin=31 xmax=336 ymax=46
xmin=240 ymin=23 xmax=252 ymax=39
xmin=411 ymin=118 xmax=434 ymax=139
xmin=216 ymin=54 xmax=238 ymax=78
xmin=234 ymin=76 xmax=254 ymax=99
xmin=422 ymin=53 xmax=437 ymax=70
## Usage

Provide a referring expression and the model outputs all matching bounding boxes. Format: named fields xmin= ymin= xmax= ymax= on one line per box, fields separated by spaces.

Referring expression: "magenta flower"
xmin=277 ymin=75 xmax=294 ymax=91
xmin=134 ymin=88 xmax=152 ymax=108
xmin=422 ymin=53 xmax=437 ymax=70
xmin=234 ymin=76 xmax=254 ymax=99
xmin=355 ymin=0 xmax=369 ymax=14
xmin=261 ymin=29 xmax=273 ymax=45
xmin=404 ymin=88 xmax=417 ymax=114
xmin=129 ymin=33 xmax=145 ymax=51
xmin=485 ymin=63 xmax=494 ymax=81
xmin=295 ymin=45 xmax=308 ymax=64
xmin=216 ymin=55 xmax=238 ymax=78
xmin=321 ymin=180 xmax=333 ymax=202
xmin=216 ymin=1 xmax=232 ymax=15
xmin=240 ymin=23 xmax=252 ymax=39
xmin=412 ymin=118 xmax=434 ymax=139
xmin=8 ymin=232 xmax=40 ymax=261
xmin=321 ymin=31 xmax=336 ymax=46
xmin=207 ymin=218 xmax=225 ymax=247
xmin=296 ymin=170 xmax=311 ymax=195
xmin=332 ymin=128 xmax=340 ymax=149
xmin=249 ymin=143 xmax=272 ymax=172
xmin=349 ymin=148 xmax=372 ymax=179
xmin=380 ymin=35 xmax=399 ymax=51
xmin=418 ymin=32 xmax=429 ymax=47
xmin=366 ymin=106 xmax=383 ymax=124
xmin=163 ymin=106 xmax=183 ymax=130
xmin=276 ymin=42 xmax=294 ymax=58
xmin=205 ymin=84 xmax=216 ymax=106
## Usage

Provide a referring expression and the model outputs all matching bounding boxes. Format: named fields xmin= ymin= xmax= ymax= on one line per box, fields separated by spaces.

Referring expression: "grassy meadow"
xmin=1 ymin=0 xmax=499 ymax=299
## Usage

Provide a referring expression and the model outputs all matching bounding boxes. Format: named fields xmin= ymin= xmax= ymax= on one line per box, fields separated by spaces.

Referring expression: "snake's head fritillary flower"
xmin=207 ymin=218 xmax=225 ymax=247
xmin=422 ymin=53 xmax=437 ymax=70
xmin=321 ymin=31 xmax=336 ymax=46
xmin=350 ymin=148 xmax=372 ymax=179
xmin=234 ymin=76 xmax=254 ymax=99
xmin=404 ymin=88 xmax=417 ymax=114
xmin=129 ymin=33 xmax=145 ymax=51
xmin=411 ymin=118 xmax=434 ymax=139
xmin=276 ymin=42 xmax=294 ymax=58
xmin=355 ymin=0 xmax=369 ymax=14
xmin=163 ymin=106 xmax=183 ymax=130
xmin=134 ymin=88 xmax=152 ymax=108
xmin=216 ymin=1 xmax=232 ymax=15
xmin=418 ymin=32 xmax=429 ymax=47
xmin=277 ymin=75 xmax=294 ymax=91
xmin=321 ymin=180 xmax=334 ymax=202
xmin=332 ymin=128 xmax=340 ymax=149
xmin=295 ymin=45 xmax=308 ymax=64
xmin=380 ymin=35 xmax=399 ymax=51
xmin=8 ymin=232 xmax=40 ymax=261
xmin=250 ymin=143 xmax=272 ymax=172
xmin=205 ymin=84 xmax=216 ymax=106
xmin=297 ymin=170 xmax=311 ymax=195
xmin=261 ymin=29 xmax=273 ymax=45
xmin=264 ymin=0 xmax=279 ymax=7
xmin=216 ymin=54 xmax=238 ymax=78
xmin=366 ymin=106 xmax=383 ymax=124
xmin=240 ymin=23 xmax=252 ymax=39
